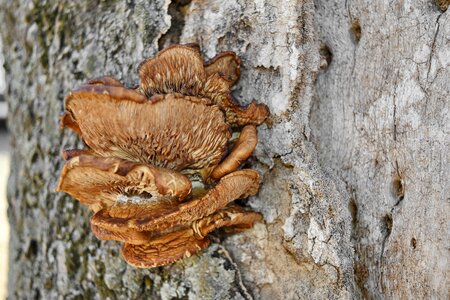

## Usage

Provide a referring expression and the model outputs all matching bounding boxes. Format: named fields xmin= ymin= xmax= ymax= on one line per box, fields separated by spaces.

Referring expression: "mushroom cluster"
xmin=57 ymin=44 xmax=269 ymax=268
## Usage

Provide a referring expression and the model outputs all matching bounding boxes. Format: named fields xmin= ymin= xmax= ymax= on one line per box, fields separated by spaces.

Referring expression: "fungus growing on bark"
xmin=138 ymin=44 xmax=269 ymax=126
xmin=56 ymin=153 xmax=192 ymax=209
xmin=89 ymin=169 xmax=260 ymax=233
xmin=62 ymin=90 xmax=230 ymax=175
xmin=121 ymin=206 xmax=262 ymax=268
xmin=57 ymin=44 xmax=269 ymax=268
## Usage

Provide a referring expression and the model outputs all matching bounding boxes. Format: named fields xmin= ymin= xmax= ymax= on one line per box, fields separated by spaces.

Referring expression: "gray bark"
xmin=312 ymin=1 xmax=449 ymax=298
xmin=0 ymin=0 xmax=447 ymax=299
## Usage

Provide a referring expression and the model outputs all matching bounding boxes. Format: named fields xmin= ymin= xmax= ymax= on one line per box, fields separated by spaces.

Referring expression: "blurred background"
xmin=0 ymin=37 xmax=9 ymax=299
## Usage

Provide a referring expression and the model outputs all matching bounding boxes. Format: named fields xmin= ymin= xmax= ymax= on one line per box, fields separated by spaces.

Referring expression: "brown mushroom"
xmin=90 ymin=222 xmax=155 ymax=245
xmin=57 ymin=44 xmax=269 ymax=268
xmin=210 ymin=125 xmax=258 ymax=180
xmin=138 ymin=44 xmax=206 ymax=96
xmin=87 ymin=76 xmax=124 ymax=87
xmin=120 ymin=206 xmax=262 ymax=268
xmin=56 ymin=153 xmax=192 ymax=211
xmin=91 ymin=205 xmax=261 ymax=246
xmin=62 ymin=89 xmax=230 ymax=175
xmin=204 ymin=51 xmax=241 ymax=86
xmin=138 ymin=44 xmax=269 ymax=126
xmin=191 ymin=205 xmax=262 ymax=238
xmin=122 ymin=230 xmax=210 ymax=268
xmin=90 ymin=169 xmax=260 ymax=232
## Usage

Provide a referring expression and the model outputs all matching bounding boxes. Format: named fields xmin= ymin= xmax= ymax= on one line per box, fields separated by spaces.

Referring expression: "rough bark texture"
xmin=0 ymin=0 xmax=447 ymax=299
xmin=312 ymin=1 xmax=449 ymax=298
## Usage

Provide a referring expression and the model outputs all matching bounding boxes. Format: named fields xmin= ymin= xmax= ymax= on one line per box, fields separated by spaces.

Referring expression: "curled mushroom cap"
xmin=62 ymin=89 xmax=230 ymax=175
xmin=90 ymin=169 xmax=260 ymax=233
xmin=138 ymin=44 xmax=269 ymax=126
xmin=91 ymin=222 xmax=155 ymax=246
xmin=139 ymin=44 xmax=206 ymax=96
xmin=210 ymin=125 xmax=258 ymax=180
xmin=56 ymin=153 xmax=192 ymax=211
xmin=192 ymin=205 xmax=262 ymax=238
xmin=122 ymin=230 xmax=210 ymax=268
xmin=91 ymin=205 xmax=261 ymax=246
xmin=120 ymin=206 xmax=262 ymax=268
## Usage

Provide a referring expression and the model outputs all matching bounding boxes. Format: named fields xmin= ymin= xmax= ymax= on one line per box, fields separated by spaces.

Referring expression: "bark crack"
xmin=426 ymin=13 xmax=442 ymax=82
xmin=378 ymin=214 xmax=392 ymax=292
xmin=392 ymin=68 xmax=400 ymax=144
xmin=158 ymin=0 xmax=192 ymax=50
xmin=346 ymin=1 xmax=360 ymax=77
xmin=216 ymin=245 xmax=254 ymax=300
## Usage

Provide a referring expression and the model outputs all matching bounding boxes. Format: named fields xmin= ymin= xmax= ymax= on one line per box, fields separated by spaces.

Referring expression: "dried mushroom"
xmin=57 ymin=44 xmax=269 ymax=268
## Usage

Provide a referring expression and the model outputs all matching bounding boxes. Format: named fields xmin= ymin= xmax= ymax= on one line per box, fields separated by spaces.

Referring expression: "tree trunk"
xmin=0 ymin=0 xmax=447 ymax=299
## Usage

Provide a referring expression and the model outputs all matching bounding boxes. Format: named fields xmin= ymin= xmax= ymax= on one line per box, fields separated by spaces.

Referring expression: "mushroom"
xmin=121 ymin=206 xmax=262 ymax=268
xmin=62 ymin=90 xmax=230 ymax=177
xmin=56 ymin=152 xmax=192 ymax=211
xmin=138 ymin=44 xmax=269 ymax=126
xmin=90 ymin=169 xmax=260 ymax=232
xmin=57 ymin=44 xmax=269 ymax=268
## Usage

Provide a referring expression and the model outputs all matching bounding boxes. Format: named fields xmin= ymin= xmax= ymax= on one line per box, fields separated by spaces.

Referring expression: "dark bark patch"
xmin=26 ymin=239 xmax=39 ymax=258
xmin=383 ymin=214 xmax=393 ymax=234
xmin=391 ymin=174 xmax=404 ymax=203
xmin=350 ymin=19 xmax=362 ymax=43
xmin=381 ymin=214 xmax=393 ymax=239
xmin=348 ymin=197 xmax=358 ymax=229
xmin=158 ymin=0 xmax=192 ymax=49
xmin=319 ymin=43 xmax=333 ymax=70
xmin=435 ymin=0 xmax=448 ymax=12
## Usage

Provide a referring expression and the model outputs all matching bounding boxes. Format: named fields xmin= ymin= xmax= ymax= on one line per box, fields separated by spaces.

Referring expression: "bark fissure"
xmin=426 ymin=13 xmax=442 ymax=82
xmin=377 ymin=213 xmax=392 ymax=293
xmin=158 ymin=0 xmax=192 ymax=50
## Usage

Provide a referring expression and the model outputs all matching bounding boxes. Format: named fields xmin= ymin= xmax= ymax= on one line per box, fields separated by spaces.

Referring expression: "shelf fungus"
xmin=57 ymin=44 xmax=269 ymax=268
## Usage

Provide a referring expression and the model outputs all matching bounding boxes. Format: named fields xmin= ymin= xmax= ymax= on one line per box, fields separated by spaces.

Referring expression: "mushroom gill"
xmin=56 ymin=153 xmax=192 ymax=211
xmin=138 ymin=44 xmax=269 ymax=126
xmin=120 ymin=206 xmax=262 ymax=268
xmin=62 ymin=90 xmax=231 ymax=174
xmin=90 ymin=169 xmax=260 ymax=232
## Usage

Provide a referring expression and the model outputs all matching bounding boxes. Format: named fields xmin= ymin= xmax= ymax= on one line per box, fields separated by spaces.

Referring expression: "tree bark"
xmin=312 ymin=1 xmax=449 ymax=298
xmin=0 ymin=0 xmax=447 ymax=299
